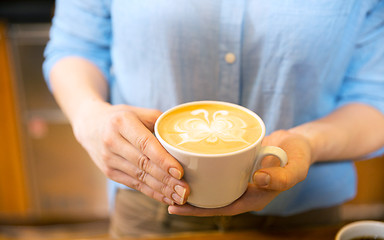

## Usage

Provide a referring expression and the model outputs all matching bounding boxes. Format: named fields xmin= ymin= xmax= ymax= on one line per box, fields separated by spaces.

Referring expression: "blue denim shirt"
xmin=43 ymin=0 xmax=384 ymax=215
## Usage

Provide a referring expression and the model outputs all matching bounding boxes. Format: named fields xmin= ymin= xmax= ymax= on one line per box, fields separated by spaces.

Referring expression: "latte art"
xmin=175 ymin=109 xmax=249 ymax=145
xmin=157 ymin=103 xmax=262 ymax=154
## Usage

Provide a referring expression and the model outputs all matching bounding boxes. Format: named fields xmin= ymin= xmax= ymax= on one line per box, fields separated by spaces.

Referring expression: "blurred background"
xmin=0 ymin=1 xmax=383 ymax=239
xmin=0 ymin=0 xmax=109 ymax=239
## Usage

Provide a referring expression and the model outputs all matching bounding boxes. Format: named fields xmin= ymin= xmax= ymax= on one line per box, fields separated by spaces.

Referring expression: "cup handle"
xmin=250 ymin=146 xmax=288 ymax=183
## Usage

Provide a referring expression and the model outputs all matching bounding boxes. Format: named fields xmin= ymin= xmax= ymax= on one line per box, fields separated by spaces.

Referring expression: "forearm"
xmin=290 ymin=103 xmax=384 ymax=163
xmin=49 ymin=57 xmax=110 ymax=126
xmin=48 ymin=57 xmax=189 ymax=205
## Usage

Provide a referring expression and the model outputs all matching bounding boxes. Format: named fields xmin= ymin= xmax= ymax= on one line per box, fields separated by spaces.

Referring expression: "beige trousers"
xmin=109 ymin=189 xmax=341 ymax=238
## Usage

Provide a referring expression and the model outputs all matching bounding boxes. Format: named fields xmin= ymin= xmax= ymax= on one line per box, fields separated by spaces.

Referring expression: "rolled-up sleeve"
xmin=336 ymin=1 xmax=384 ymax=114
xmin=336 ymin=1 xmax=384 ymax=157
xmin=43 ymin=0 xmax=112 ymax=89
xmin=337 ymin=0 xmax=384 ymax=158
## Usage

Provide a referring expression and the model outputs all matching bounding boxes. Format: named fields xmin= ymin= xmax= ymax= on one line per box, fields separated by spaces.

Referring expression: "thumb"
xmin=253 ymin=167 xmax=292 ymax=191
xmin=253 ymin=131 xmax=311 ymax=191
xmin=124 ymin=105 xmax=163 ymax=131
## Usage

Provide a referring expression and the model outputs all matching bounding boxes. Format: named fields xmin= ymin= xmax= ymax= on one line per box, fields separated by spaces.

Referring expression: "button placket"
xmin=218 ymin=0 xmax=245 ymax=103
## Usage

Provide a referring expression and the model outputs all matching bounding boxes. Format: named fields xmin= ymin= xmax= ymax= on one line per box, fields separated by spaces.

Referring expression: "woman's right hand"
xmin=71 ymin=100 xmax=189 ymax=206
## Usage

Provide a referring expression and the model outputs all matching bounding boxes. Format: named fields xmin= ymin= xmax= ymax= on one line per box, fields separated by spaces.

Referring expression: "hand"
xmin=168 ymin=130 xmax=311 ymax=216
xmin=72 ymin=101 xmax=190 ymax=206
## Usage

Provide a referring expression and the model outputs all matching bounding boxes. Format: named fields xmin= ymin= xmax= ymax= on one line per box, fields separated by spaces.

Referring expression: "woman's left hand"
xmin=168 ymin=130 xmax=312 ymax=216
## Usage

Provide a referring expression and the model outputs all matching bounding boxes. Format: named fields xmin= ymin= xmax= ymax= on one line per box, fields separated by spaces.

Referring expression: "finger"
xmin=107 ymin=135 xmax=190 ymax=203
xmin=253 ymin=147 xmax=310 ymax=191
xmin=106 ymin=152 xmax=188 ymax=205
xmin=129 ymin=106 xmax=162 ymax=132
xmin=106 ymin=167 xmax=174 ymax=205
xmin=168 ymin=203 xmax=243 ymax=217
xmin=168 ymin=186 xmax=279 ymax=216
xmin=253 ymin=167 xmax=291 ymax=190
xmin=116 ymin=113 xmax=185 ymax=180
xmin=259 ymin=155 xmax=282 ymax=168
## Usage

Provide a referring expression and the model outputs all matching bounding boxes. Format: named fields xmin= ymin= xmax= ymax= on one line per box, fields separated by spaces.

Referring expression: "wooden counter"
xmin=118 ymin=225 xmax=342 ymax=240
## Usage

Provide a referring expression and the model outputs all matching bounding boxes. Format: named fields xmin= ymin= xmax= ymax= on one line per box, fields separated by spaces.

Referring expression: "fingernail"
xmin=172 ymin=193 xmax=184 ymax=205
xmin=175 ymin=185 xmax=186 ymax=200
xmin=169 ymin=168 xmax=182 ymax=180
xmin=254 ymin=172 xmax=270 ymax=188
xmin=163 ymin=197 xmax=174 ymax=206
xmin=168 ymin=206 xmax=174 ymax=215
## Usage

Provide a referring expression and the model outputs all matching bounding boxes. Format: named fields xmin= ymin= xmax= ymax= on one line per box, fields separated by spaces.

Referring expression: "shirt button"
xmin=225 ymin=52 xmax=236 ymax=64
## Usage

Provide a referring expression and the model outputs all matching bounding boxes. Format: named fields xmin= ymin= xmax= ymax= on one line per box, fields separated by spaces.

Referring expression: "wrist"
xmin=288 ymin=125 xmax=324 ymax=164
xmin=71 ymin=98 xmax=110 ymax=138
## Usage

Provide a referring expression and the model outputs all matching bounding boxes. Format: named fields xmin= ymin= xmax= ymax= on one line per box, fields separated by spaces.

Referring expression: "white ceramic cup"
xmin=155 ymin=101 xmax=288 ymax=208
xmin=335 ymin=220 xmax=384 ymax=240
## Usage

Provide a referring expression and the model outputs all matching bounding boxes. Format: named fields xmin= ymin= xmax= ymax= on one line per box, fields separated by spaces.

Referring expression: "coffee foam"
xmin=175 ymin=109 xmax=249 ymax=145
xmin=157 ymin=103 xmax=262 ymax=154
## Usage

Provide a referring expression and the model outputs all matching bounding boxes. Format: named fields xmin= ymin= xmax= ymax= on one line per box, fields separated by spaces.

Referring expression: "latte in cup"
xmin=155 ymin=101 xmax=287 ymax=208
xmin=156 ymin=102 xmax=262 ymax=155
